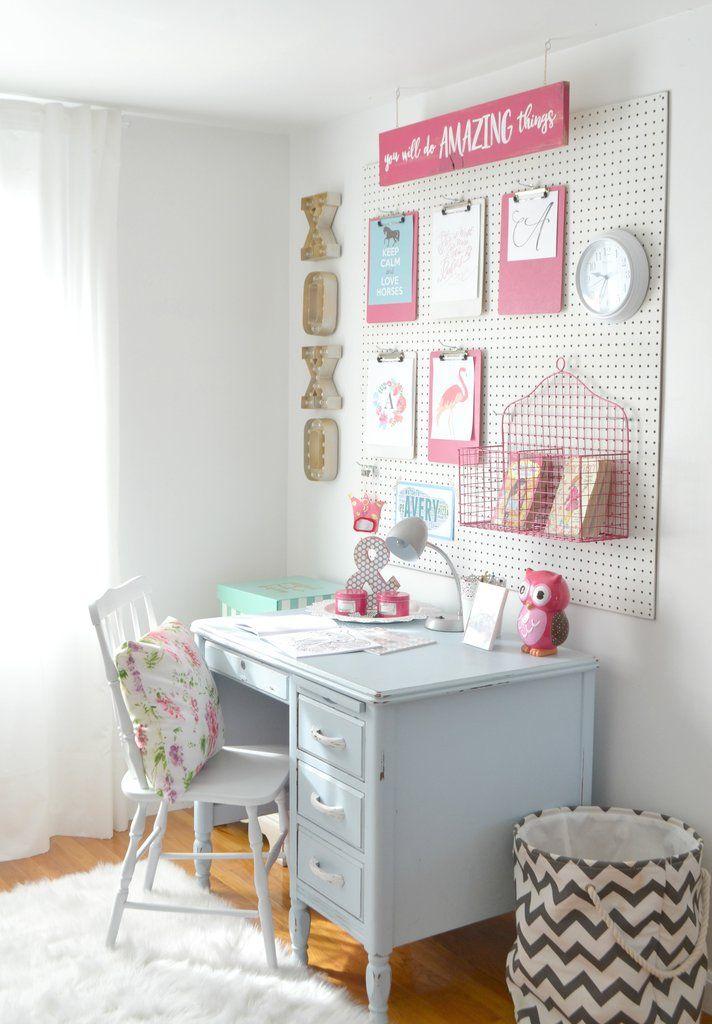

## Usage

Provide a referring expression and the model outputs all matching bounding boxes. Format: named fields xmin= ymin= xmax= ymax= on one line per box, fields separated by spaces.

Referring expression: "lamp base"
xmin=425 ymin=615 xmax=465 ymax=633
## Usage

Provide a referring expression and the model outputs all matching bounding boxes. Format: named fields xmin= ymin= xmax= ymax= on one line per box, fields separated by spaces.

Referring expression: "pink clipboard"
xmin=498 ymin=186 xmax=566 ymax=315
xmin=428 ymin=349 xmax=482 ymax=464
xmin=366 ymin=212 xmax=418 ymax=323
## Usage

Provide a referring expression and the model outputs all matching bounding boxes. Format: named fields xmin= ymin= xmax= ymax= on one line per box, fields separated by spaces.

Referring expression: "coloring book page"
xmin=365 ymin=355 xmax=416 ymax=459
xmin=430 ymin=200 xmax=484 ymax=317
xmin=430 ymin=356 xmax=476 ymax=441
xmin=267 ymin=628 xmax=377 ymax=659
xmin=506 ymin=191 xmax=558 ymax=261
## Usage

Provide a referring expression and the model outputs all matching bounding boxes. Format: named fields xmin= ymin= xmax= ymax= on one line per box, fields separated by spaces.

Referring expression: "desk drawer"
xmin=297 ymin=694 xmax=364 ymax=779
xmin=297 ymin=826 xmax=363 ymax=920
xmin=297 ymin=761 xmax=364 ymax=851
xmin=203 ymin=642 xmax=288 ymax=702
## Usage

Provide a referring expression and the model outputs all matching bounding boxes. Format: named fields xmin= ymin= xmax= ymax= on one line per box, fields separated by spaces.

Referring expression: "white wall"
xmin=118 ymin=117 xmax=289 ymax=622
xmin=287 ymin=0 xmax=712 ymax=961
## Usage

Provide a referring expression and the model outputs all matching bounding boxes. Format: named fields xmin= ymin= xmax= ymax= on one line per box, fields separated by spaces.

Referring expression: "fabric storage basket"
xmin=507 ymin=806 xmax=709 ymax=1024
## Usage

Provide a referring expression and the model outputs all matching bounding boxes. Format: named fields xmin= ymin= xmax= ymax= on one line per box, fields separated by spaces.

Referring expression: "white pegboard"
xmin=361 ymin=92 xmax=667 ymax=619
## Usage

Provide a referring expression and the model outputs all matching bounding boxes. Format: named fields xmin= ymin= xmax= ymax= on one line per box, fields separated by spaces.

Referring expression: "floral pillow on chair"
xmin=115 ymin=618 xmax=224 ymax=801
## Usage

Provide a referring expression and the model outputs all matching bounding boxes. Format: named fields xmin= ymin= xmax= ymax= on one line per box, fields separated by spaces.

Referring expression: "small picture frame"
xmin=463 ymin=582 xmax=509 ymax=652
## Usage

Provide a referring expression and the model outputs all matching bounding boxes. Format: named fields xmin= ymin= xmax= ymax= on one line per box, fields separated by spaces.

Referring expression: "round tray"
xmin=311 ymin=600 xmax=429 ymax=625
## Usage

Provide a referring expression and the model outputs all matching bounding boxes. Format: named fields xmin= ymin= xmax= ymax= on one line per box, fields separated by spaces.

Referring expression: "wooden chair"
xmin=88 ymin=576 xmax=289 ymax=967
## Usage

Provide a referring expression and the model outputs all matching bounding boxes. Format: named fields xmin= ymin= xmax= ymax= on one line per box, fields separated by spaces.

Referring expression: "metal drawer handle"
xmin=310 ymin=727 xmax=346 ymax=750
xmin=310 ymin=791 xmax=346 ymax=821
xmin=309 ymin=856 xmax=345 ymax=888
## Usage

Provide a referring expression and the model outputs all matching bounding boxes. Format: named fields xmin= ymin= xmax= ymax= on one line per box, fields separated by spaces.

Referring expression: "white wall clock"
xmin=575 ymin=230 xmax=649 ymax=322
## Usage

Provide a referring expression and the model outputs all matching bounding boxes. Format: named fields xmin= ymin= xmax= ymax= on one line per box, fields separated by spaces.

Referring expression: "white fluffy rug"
xmin=0 ymin=860 xmax=368 ymax=1024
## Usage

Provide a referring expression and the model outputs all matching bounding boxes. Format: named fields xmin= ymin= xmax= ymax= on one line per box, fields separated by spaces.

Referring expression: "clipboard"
xmin=366 ymin=212 xmax=418 ymax=323
xmin=430 ymin=198 xmax=485 ymax=319
xmin=428 ymin=348 xmax=482 ymax=464
xmin=365 ymin=351 xmax=417 ymax=460
xmin=498 ymin=185 xmax=566 ymax=314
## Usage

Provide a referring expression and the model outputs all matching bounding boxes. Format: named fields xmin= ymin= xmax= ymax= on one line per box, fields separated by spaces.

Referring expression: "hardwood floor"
xmin=1 ymin=810 xmax=709 ymax=1024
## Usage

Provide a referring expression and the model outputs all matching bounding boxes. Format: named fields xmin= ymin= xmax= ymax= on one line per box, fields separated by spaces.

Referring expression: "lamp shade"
xmin=386 ymin=517 xmax=428 ymax=562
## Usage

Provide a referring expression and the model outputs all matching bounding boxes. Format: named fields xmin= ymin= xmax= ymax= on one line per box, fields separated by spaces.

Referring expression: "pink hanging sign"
xmin=379 ymin=82 xmax=569 ymax=186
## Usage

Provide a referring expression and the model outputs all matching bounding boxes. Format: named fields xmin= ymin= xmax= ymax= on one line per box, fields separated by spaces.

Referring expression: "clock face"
xmin=578 ymin=238 xmax=632 ymax=316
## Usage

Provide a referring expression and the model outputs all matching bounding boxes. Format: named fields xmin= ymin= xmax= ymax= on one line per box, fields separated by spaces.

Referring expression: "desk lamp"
xmin=385 ymin=517 xmax=464 ymax=632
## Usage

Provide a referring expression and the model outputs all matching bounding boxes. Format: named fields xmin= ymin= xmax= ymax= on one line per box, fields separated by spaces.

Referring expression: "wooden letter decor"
xmin=303 ymin=271 xmax=338 ymax=335
xmin=301 ymin=192 xmax=341 ymax=260
xmin=301 ymin=344 xmax=342 ymax=410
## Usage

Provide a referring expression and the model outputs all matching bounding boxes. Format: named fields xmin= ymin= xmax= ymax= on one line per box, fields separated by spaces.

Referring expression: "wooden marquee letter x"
xmin=301 ymin=191 xmax=341 ymax=261
xmin=301 ymin=344 xmax=342 ymax=410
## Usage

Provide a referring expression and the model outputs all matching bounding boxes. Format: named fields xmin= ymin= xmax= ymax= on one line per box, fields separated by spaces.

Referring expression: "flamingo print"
xmin=435 ymin=366 xmax=469 ymax=437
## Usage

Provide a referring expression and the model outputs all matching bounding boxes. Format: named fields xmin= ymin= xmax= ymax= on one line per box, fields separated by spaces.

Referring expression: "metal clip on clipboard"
xmin=512 ymin=185 xmax=550 ymax=203
xmin=377 ymin=349 xmax=405 ymax=363
xmin=439 ymin=346 xmax=469 ymax=361
xmin=377 ymin=211 xmax=406 ymax=226
xmin=441 ymin=197 xmax=472 ymax=216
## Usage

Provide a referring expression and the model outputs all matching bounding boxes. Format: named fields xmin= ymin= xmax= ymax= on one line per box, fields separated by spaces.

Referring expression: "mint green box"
xmin=217 ymin=576 xmax=340 ymax=616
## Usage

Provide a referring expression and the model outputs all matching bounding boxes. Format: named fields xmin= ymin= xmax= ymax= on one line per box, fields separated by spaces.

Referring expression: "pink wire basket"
xmin=458 ymin=360 xmax=630 ymax=542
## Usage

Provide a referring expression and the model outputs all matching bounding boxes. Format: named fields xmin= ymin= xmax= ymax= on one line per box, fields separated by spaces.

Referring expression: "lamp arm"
xmin=425 ymin=542 xmax=464 ymax=623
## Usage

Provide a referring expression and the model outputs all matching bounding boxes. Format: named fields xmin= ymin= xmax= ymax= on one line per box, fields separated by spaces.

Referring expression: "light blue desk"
xmin=192 ymin=615 xmax=596 ymax=1022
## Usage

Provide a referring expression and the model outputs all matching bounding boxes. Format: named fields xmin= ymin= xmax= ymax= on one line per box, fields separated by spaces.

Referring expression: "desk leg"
xmin=193 ymin=801 xmax=213 ymax=891
xmin=289 ymin=899 xmax=311 ymax=965
xmin=366 ymin=952 xmax=392 ymax=1023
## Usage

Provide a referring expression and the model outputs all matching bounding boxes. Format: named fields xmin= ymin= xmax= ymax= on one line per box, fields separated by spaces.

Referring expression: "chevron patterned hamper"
xmin=507 ymin=807 xmax=710 ymax=1024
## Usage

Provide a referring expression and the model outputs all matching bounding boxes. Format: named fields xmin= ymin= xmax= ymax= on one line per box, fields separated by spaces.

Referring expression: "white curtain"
xmin=0 ymin=100 xmax=127 ymax=860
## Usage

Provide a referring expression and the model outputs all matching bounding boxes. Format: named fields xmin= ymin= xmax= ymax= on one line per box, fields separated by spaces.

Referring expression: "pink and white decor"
xmin=376 ymin=591 xmax=410 ymax=618
xmin=334 ymin=588 xmax=368 ymax=616
xmin=350 ymin=493 xmax=385 ymax=533
xmin=428 ymin=350 xmax=482 ymax=464
xmin=114 ymin=618 xmax=225 ymax=801
xmin=498 ymin=186 xmax=567 ymax=314
xmin=379 ymin=82 xmax=569 ymax=185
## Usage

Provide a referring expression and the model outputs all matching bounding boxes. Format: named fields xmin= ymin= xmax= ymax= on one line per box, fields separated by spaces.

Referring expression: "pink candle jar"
xmin=376 ymin=591 xmax=410 ymax=618
xmin=334 ymin=588 xmax=368 ymax=616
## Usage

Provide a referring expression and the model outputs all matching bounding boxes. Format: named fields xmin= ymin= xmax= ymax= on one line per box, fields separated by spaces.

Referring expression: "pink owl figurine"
xmin=517 ymin=568 xmax=570 ymax=657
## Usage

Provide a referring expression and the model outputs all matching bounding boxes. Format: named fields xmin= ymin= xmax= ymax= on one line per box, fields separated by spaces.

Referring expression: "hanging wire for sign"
xmin=542 ymin=34 xmax=579 ymax=86
xmin=543 ymin=39 xmax=552 ymax=85
xmin=393 ymin=84 xmax=421 ymax=129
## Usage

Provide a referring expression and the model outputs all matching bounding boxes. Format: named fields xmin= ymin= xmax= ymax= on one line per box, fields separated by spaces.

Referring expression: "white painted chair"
xmin=89 ymin=576 xmax=289 ymax=967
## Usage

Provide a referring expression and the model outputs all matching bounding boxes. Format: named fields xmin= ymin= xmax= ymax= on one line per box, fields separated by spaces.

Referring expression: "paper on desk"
xmin=266 ymin=628 xmax=379 ymax=659
xmin=205 ymin=614 xmax=335 ymax=639
xmin=358 ymin=627 xmax=436 ymax=655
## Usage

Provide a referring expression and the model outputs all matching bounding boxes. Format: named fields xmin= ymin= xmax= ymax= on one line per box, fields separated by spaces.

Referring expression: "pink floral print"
xmin=115 ymin=618 xmax=224 ymax=803
xmin=205 ymin=703 xmax=220 ymax=757
xmin=135 ymin=724 xmax=149 ymax=752
xmin=156 ymin=693 xmax=185 ymax=720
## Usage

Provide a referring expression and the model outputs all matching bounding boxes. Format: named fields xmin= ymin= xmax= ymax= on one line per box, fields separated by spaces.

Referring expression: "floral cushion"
xmin=115 ymin=618 xmax=224 ymax=801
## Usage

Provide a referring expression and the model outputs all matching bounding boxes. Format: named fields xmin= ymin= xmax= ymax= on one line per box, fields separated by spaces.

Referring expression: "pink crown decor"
xmin=349 ymin=494 xmax=384 ymax=534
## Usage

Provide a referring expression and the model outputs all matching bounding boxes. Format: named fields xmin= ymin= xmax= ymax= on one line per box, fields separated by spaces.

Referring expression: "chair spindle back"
xmin=89 ymin=576 xmax=158 ymax=790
